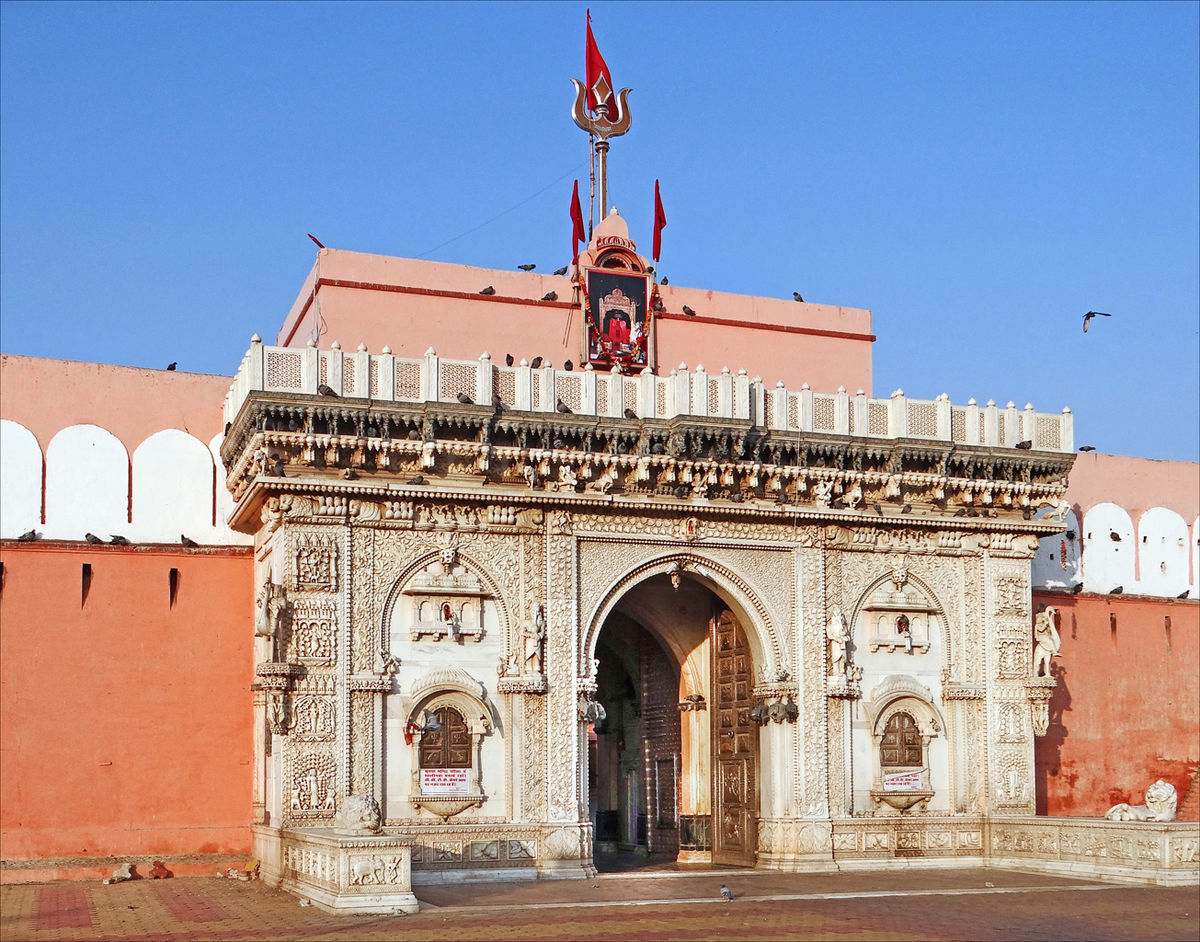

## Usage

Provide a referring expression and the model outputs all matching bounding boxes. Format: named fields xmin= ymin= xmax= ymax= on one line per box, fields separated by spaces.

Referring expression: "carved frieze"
xmin=294 ymin=532 xmax=339 ymax=591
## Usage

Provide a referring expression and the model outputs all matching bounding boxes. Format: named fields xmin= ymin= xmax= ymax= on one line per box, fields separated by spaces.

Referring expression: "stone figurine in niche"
xmin=895 ymin=614 xmax=913 ymax=654
xmin=1032 ymin=606 xmax=1062 ymax=677
xmin=1105 ymin=779 xmax=1178 ymax=822
xmin=255 ymin=578 xmax=288 ymax=639
xmin=826 ymin=608 xmax=850 ymax=677
xmin=524 ymin=604 xmax=547 ymax=676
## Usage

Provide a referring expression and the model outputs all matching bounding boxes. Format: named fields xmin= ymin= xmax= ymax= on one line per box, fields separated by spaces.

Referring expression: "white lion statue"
xmin=1104 ymin=779 xmax=1178 ymax=822
xmin=336 ymin=793 xmax=383 ymax=834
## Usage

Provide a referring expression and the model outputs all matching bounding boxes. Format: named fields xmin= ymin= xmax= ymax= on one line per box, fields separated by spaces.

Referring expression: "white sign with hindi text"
xmin=420 ymin=768 xmax=470 ymax=795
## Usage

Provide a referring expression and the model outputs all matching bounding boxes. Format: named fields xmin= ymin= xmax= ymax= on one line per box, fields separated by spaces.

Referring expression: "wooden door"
xmin=711 ymin=608 xmax=757 ymax=866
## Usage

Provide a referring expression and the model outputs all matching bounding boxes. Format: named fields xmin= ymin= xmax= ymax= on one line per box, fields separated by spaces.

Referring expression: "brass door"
xmin=711 ymin=608 xmax=757 ymax=866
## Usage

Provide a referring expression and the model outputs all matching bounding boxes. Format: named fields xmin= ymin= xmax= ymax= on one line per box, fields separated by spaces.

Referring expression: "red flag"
xmin=652 ymin=179 xmax=667 ymax=262
xmin=571 ymin=179 xmax=586 ymax=263
xmin=586 ymin=10 xmax=613 ymax=113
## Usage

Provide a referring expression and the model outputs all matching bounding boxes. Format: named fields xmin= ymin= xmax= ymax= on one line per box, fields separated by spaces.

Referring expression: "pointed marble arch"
xmin=846 ymin=569 xmax=953 ymax=667
xmin=379 ymin=548 xmax=515 ymax=651
xmin=581 ymin=551 xmax=784 ymax=683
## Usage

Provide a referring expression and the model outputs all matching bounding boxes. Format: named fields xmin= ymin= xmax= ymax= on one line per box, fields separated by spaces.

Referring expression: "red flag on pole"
xmin=586 ymin=9 xmax=613 ymax=113
xmin=571 ymin=179 xmax=586 ymax=263
xmin=652 ymin=179 xmax=667 ymax=262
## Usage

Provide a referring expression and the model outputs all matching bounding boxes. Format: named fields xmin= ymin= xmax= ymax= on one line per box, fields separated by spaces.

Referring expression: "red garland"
xmin=579 ymin=276 xmax=658 ymax=367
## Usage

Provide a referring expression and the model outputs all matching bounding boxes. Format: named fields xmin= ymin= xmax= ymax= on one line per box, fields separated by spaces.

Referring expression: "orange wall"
xmin=0 ymin=355 xmax=231 ymax=453
xmin=1033 ymin=591 xmax=1199 ymax=818
xmin=0 ymin=542 xmax=254 ymax=878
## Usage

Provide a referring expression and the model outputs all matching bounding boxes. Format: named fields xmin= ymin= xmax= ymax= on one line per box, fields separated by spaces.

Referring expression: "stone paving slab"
xmin=1 ymin=868 xmax=1196 ymax=942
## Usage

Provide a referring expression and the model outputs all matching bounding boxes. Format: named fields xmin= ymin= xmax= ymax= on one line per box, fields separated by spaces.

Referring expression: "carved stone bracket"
xmin=348 ymin=676 xmax=392 ymax=693
xmin=1025 ymin=677 xmax=1057 ymax=737
xmin=942 ymin=683 xmax=986 ymax=700
xmin=409 ymin=794 xmax=487 ymax=823
xmin=750 ymin=696 xmax=799 ymax=725
xmin=497 ymin=675 xmax=548 ymax=695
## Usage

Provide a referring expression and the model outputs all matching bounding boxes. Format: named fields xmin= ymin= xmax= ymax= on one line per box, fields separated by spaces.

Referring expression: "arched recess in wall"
xmin=1136 ymin=507 xmax=1190 ymax=598
xmin=43 ymin=424 xmax=129 ymax=540
xmin=0 ymin=420 xmax=43 ymax=537
xmin=1031 ymin=509 xmax=1082 ymax=590
xmin=208 ymin=432 xmax=251 ymax=545
xmin=1193 ymin=517 xmax=1199 ymax=594
xmin=130 ymin=430 xmax=216 ymax=543
xmin=1081 ymin=503 xmax=1135 ymax=594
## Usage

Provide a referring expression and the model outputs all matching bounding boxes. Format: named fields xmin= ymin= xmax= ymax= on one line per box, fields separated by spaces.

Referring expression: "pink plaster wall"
xmin=1066 ymin=453 xmax=1199 ymax=522
xmin=275 ymin=249 xmax=875 ymax=395
xmin=0 ymin=355 xmax=231 ymax=453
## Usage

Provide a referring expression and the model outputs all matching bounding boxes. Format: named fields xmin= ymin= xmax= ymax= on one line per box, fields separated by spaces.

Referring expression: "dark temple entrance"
xmin=589 ymin=573 xmax=758 ymax=869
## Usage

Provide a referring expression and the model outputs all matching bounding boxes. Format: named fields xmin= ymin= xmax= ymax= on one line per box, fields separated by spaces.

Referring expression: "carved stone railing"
xmin=224 ymin=338 xmax=1073 ymax=453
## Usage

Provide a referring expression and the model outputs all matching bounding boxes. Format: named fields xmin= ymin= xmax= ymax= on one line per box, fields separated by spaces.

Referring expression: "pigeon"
xmin=456 ymin=392 xmax=474 ymax=404
xmin=517 ymin=263 xmax=536 ymax=271
xmin=900 ymin=504 xmax=912 ymax=514
xmin=563 ymin=359 xmax=573 ymax=371
xmin=651 ymin=442 xmax=666 ymax=455
xmin=660 ymin=277 xmax=668 ymax=286
xmin=1079 ymin=445 xmax=1096 ymax=452
xmin=342 ymin=468 xmax=358 ymax=480
xmin=720 ymin=884 xmax=733 ymax=902
xmin=553 ymin=438 xmax=567 ymax=450
xmin=17 ymin=530 xmax=40 ymax=541
xmin=109 ymin=535 xmax=130 ymax=546
xmin=480 ymin=286 xmax=495 ymax=295
xmin=623 ymin=407 xmax=638 ymax=419
xmin=793 ymin=292 xmax=804 ymax=302
xmin=556 ymin=398 xmax=572 ymax=414
xmin=1015 ymin=440 xmax=1033 ymax=450
xmin=407 ymin=475 xmax=426 ymax=486
xmin=729 ymin=491 xmax=744 ymax=503
xmin=85 ymin=533 xmax=104 ymax=544
xmin=317 ymin=383 xmax=338 ymax=397
xmin=530 ymin=356 xmax=543 ymax=369
xmin=682 ymin=305 xmax=697 ymax=317
xmin=1110 ymin=586 xmax=1124 ymax=595
xmin=1071 ymin=582 xmax=1084 ymax=594
xmin=776 ymin=490 xmax=790 ymax=504
xmin=965 ymin=506 xmax=979 ymax=517
xmin=1022 ymin=509 xmax=1032 ymax=520
xmin=1082 ymin=310 xmax=1111 ymax=333
xmin=407 ymin=429 xmax=422 ymax=440
xmin=166 ymin=362 xmax=177 ymax=371
xmin=674 ymin=485 xmax=690 ymax=499
xmin=271 ymin=459 xmax=286 ymax=477
xmin=289 ymin=417 xmax=300 ymax=432
xmin=224 ymin=421 xmax=232 ymax=435
xmin=307 ymin=233 xmax=325 ymax=248
xmin=553 ymin=265 xmax=568 ymax=276
xmin=180 ymin=534 xmax=199 ymax=547
xmin=873 ymin=501 xmax=884 ymax=516
xmin=646 ymin=266 xmax=654 ymax=274
xmin=1110 ymin=531 xmax=1121 ymax=542
xmin=366 ymin=425 xmax=379 ymax=438
xmin=1178 ymin=589 xmax=1189 ymax=599
xmin=541 ymin=291 xmax=558 ymax=302
xmin=953 ymin=508 xmax=967 ymax=517
xmin=653 ymin=296 xmax=665 ymax=312
xmin=505 ymin=353 xmax=514 ymax=366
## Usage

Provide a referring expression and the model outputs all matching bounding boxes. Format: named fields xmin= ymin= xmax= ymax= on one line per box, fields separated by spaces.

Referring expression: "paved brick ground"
xmin=2 ymin=867 xmax=1196 ymax=942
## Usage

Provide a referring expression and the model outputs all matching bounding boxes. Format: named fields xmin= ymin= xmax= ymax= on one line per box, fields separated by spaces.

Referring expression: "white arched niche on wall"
xmin=1137 ymin=507 xmax=1190 ymax=598
xmin=0 ymin=420 xmax=43 ymax=538
xmin=130 ymin=430 xmax=216 ymax=543
xmin=208 ymin=432 xmax=252 ymax=545
xmin=1193 ymin=517 xmax=1199 ymax=595
xmin=1031 ymin=509 xmax=1082 ymax=590
xmin=1081 ymin=503 xmax=1135 ymax=594
xmin=43 ymin=424 xmax=129 ymax=540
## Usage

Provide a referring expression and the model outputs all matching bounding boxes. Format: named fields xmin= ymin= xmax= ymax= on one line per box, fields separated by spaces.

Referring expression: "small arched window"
xmin=418 ymin=707 xmax=471 ymax=769
xmin=880 ymin=712 xmax=922 ymax=767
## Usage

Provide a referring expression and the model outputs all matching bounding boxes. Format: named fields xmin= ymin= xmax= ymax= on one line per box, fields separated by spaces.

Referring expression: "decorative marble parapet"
xmin=275 ymin=827 xmax=419 ymax=914
xmin=988 ymin=816 xmax=1200 ymax=886
xmin=224 ymin=339 xmax=1074 ymax=452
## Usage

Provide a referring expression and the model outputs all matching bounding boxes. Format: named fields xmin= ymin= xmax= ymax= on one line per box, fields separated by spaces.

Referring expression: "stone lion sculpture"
xmin=1104 ymin=779 xmax=1178 ymax=822
xmin=336 ymin=793 xmax=383 ymax=834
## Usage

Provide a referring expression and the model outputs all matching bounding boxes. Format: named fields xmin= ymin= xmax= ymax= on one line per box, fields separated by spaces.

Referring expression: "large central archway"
xmin=587 ymin=568 xmax=759 ymax=868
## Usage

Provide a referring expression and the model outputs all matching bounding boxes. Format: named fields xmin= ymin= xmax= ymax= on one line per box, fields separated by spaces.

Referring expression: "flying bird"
xmin=623 ymin=407 xmax=638 ymax=419
xmin=1015 ymin=440 xmax=1032 ymax=450
xmin=317 ymin=383 xmax=338 ymax=397
xmin=505 ymin=353 xmax=514 ymax=366
xmin=542 ymin=290 xmax=558 ymax=302
xmin=166 ymin=362 xmax=177 ymax=371
xmin=720 ymin=884 xmax=733 ymax=902
xmin=1078 ymin=445 xmax=1096 ymax=452
xmin=556 ymin=398 xmax=572 ymax=414
xmin=16 ymin=530 xmax=40 ymax=542
xmin=563 ymin=359 xmax=573 ymax=371
xmin=85 ymin=533 xmax=104 ymax=544
xmin=180 ymin=534 xmax=199 ymax=547
xmin=552 ymin=265 xmax=568 ymax=276
xmin=530 ymin=356 xmax=543 ymax=369
xmin=480 ymin=286 xmax=496 ymax=295
xmin=1082 ymin=310 xmax=1111 ymax=333
xmin=109 ymin=535 xmax=130 ymax=546
xmin=456 ymin=392 xmax=474 ymax=404
xmin=793 ymin=292 xmax=804 ymax=302
xmin=517 ymin=263 xmax=536 ymax=271
xmin=682 ymin=305 xmax=697 ymax=317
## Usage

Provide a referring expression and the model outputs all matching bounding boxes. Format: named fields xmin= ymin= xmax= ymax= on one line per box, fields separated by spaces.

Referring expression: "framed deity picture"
xmin=584 ymin=268 xmax=651 ymax=369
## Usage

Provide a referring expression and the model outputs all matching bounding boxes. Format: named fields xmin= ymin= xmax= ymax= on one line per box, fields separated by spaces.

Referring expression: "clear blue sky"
xmin=2 ymin=1 xmax=1196 ymax=461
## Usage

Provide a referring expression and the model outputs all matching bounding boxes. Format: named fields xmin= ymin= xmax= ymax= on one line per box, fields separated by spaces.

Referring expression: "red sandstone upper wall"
xmin=0 ymin=355 xmax=231 ymax=453
xmin=275 ymin=249 xmax=875 ymax=395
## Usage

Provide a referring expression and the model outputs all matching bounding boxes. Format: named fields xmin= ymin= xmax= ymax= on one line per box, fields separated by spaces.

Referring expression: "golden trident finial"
xmin=571 ymin=77 xmax=632 ymax=229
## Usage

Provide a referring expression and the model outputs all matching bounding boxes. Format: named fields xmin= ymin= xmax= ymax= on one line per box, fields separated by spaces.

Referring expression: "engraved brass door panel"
xmin=711 ymin=608 xmax=757 ymax=866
